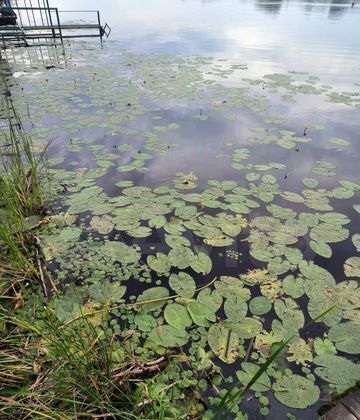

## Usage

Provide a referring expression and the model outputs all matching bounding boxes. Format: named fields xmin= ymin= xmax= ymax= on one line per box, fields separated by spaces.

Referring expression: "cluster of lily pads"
xmin=4 ymin=42 xmax=360 ymax=418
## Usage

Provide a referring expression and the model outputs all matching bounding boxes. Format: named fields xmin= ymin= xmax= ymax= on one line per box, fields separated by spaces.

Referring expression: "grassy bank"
xmin=0 ymin=110 xmax=205 ymax=419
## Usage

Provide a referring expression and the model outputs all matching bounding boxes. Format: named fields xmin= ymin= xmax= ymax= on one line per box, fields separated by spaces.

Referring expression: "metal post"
xmin=14 ymin=0 xmax=24 ymax=26
xmin=44 ymin=0 xmax=55 ymax=39
xmin=24 ymin=0 xmax=32 ymax=27
xmin=37 ymin=0 xmax=45 ymax=26
xmin=97 ymin=10 xmax=102 ymax=40
xmin=29 ymin=0 xmax=37 ymax=26
xmin=55 ymin=7 xmax=62 ymax=43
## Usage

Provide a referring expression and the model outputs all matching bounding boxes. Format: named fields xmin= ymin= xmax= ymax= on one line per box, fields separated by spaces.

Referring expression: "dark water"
xmin=1 ymin=1 xmax=360 ymax=419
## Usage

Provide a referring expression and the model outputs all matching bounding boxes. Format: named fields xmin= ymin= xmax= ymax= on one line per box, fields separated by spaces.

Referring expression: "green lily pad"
xmin=310 ymin=240 xmax=332 ymax=258
xmin=303 ymin=178 xmax=318 ymax=188
xmin=236 ymin=362 xmax=271 ymax=392
xmin=90 ymin=215 xmax=114 ymax=234
xmin=165 ymin=234 xmax=191 ymax=250
xmin=273 ymin=374 xmax=320 ymax=409
xmin=352 ymin=234 xmax=360 ymax=251
xmin=314 ymin=355 xmax=360 ymax=393
xmin=283 ymin=275 xmax=304 ymax=299
xmin=310 ymin=224 xmax=349 ymax=244
xmin=137 ymin=287 xmax=169 ymax=311
xmin=169 ymin=272 xmax=196 ymax=298
xmin=330 ymin=137 xmax=351 ymax=146
xmin=314 ymin=338 xmax=336 ymax=356
xmin=164 ymin=303 xmax=192 ymax=329
xmin=328 ymin=322 xmax=360 ymax=354
xmin=230 ymin=317 xmax=263 ymax=339
xmin=344 ymin=257 xmax=360 ymax=277
xmin=208 ymin=324 xmax=240 ymax=364
xmin=224 ymin=296 xmax=248 ymax=322
xmin=147 ymin=253 xmax=171 ymax=274
xmin=249 ymin=296 xmax=272 ymax=315
xmin=215 ymin=276 xmax=251 ymax=300
xmin=190 ymin=251 xmax=212 ymax=274
xmin=148 ymin=325 xmax=189 ymax=348
xmin=198 ymin=288 xmax=223 ymax=311
xmin=187 ymin=302 xmax=216 ymax=327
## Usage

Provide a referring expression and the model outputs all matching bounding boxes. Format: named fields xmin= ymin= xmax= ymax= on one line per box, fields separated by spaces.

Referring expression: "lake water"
xmin=1 ymin=1 xmax=360 ymax=419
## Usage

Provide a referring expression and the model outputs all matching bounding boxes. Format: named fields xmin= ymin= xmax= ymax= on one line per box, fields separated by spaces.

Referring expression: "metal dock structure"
xmin=1 ymin=0 xmax=110 ymax=49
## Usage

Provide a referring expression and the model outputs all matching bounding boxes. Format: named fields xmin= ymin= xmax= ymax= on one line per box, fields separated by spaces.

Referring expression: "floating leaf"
xmin=283 ymin=275 xmax=304 ymax=299
xmin=310 ymin=223 xmax=349 ymax=244
xmin=230 ymin=317 xmax=263 ymax=339
xmin=236 ymin=362 xmax=271 ymax=392
xmin=303 ymin=178 xmax=318 ymax=188
xmin=352 ymin=234 xmax=360 ymax=251
xmin=90 ymin=215 xmax=114 ymax=234
xmin=273 ymin=374 xmax=320 ymax=409
xmin=330 ymin=137 xmax=351 ymax=147
xmin=165 ymin=234 xmax=191 ymax=250
xmin=190 ymin=251 xmax=212 ymax=274
xmin=164 ymin=303 xmax=192 ymax=329
xmin=208 ymin=324 xmax=239 ymax=363
xmin=148 ymin=325 xmax=188 ymax=348
xmin=249 ymin=296 xmax=272 ymax=315
xmin=224 ymin=296 xmax=248 ymax=322
xmin=134 ymin=313 xmax=157 ymax=332
xmin=127 ymin=226 xmax=152 ymax=238
xmin=313 ymin=338 xmax=336 ymax=356
xmin=198 ymin=288 xmax=223 ymax=311
xmin=169 ymin=272 xmax=196 ymax=298
xmin=187 ymin=302 xmax=216 ymax=327
xmin=287 ymin=338 xmax=313 ymax=367
xmin=328 ymin=322 xmax=360 ymax=354
xmin=310 ymin=240 xmax=332 ymax=258
xmin=137 ymin=287 xmax=169 ymax=311
xmin=344 ymin=257 xmax=360 ymax=277
xmin=215 ymin=276 xmax=251 ymax=300
xmin=314 ymin=355 xmax=360 ymax=393
xmin=147 ymin=253 xmax=171 ymax=274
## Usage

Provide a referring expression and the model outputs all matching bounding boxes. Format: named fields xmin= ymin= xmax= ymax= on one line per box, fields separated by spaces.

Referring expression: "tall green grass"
xmin=0 ymin=105 xmax=47 ymax=280
xmin=0 ymin=309 xmax=180 ymax=419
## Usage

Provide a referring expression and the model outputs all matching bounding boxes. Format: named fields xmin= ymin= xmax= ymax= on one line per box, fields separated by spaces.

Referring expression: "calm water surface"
xmin=1 ymin=1 xmax=360 ymax=419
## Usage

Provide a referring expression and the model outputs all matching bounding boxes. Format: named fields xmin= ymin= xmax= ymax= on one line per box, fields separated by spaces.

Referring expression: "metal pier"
xmin=0 ymin=0 xmax=110 ymax=49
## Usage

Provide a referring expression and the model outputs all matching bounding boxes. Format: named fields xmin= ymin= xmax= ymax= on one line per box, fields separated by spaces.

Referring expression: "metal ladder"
xmin=0 ymin=24 xmax=28 ymax=48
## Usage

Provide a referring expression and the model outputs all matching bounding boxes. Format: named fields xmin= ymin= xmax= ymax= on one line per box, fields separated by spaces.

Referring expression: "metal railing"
xmin=7 ymin=0 xmax=110 ymax=46
xmin=11 ymin=6 xmax=63 ymax=43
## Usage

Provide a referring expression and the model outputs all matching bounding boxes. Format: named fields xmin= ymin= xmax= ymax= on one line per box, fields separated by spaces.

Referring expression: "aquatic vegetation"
xmin=2 ymin=42 xmax=360 ymax=419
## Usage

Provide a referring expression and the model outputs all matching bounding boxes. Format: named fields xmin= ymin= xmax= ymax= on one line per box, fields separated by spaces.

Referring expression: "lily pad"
xmin=147 ymin=253 xmax=172 ymax=274
xmin=169 ymin=272 xmax=196 ymax=298
xmin=328 ymin=322 xmax=360 ymax=354
xmin=208 ymin=324 xmax=240 ymax=364
xmin=249 ymin=296 xmax=272 ymax=316
xmin=236 ymin=362 xmax=271 ymax=392
xmin=273 ymin=374 xmax=320 ymax=409
xmin=148 ymin=325 xmax=188 ymax=348
xmin=164 ymin=303 xmax=192 ymax=329
xmin=187 ymin=302 xmax=216 ymax=327
xmin=224 ymin=296 xmax=248 ymax=322
xmin=344 ymin=257 xmax=360 ymax=277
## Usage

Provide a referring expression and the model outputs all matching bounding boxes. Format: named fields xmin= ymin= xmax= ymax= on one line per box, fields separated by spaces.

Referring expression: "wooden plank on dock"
xmin=342 ymin=391 xmax=360 ymax=418
xmin=321 ymin=403 xmax=358 ymax=420
xmin=321 ymin=390 xmax=360 ymax=420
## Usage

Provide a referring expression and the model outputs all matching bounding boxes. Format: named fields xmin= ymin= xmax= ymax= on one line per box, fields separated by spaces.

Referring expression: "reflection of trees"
xmin=301 ymin=0 xmax=353 ymax=18
xmin=190 ymin=0 xmax=356 ymax=20
xmin=256 ymin=0 xmax=283 ymax=14
xmin=328 ymin=0 xmax=352 ymax=19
